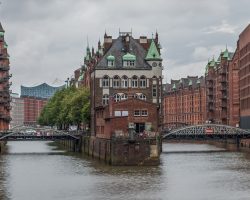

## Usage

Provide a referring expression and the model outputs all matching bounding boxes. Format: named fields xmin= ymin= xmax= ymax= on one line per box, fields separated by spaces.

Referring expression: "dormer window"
xmin=122 ymin=53 xmax=136 ymax=67
xmin=107 ymin=54 xmax=115 ymax=67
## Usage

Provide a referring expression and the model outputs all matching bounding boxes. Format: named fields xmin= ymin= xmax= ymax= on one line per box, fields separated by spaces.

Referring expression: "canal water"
xmin=0 ymin=141 xmax=250 ymax=200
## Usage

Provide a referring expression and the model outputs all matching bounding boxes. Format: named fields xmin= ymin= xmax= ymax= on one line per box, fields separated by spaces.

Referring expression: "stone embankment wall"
xmin=0 ymin=141 xmax=6 ymax=154
xmin=82 ymin=136 xmax=160 ymax=166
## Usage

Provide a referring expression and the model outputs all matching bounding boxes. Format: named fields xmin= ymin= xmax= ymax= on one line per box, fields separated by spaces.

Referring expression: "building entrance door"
xmin=135 ymin=123 xmax=145 ymax=134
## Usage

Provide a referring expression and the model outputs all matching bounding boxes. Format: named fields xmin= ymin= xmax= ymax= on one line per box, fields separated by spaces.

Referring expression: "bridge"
xmin=0 ymin=125 xmax=82 ymax=141
xmin=162 ymin=124 xmax=250 ymax=141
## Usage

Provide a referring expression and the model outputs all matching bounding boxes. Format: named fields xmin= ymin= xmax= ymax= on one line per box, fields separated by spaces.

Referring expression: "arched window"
xmin=102 ymin=75 xmax=109 ymax=87
xmin=133 ymin=94 xmax=139 ymax=99
xmin=132 ymin=75 xmax=138 ymax=88
xmin=113 ymin=75 xmax=120 ymax=88
xmin=114 ymin=94 xmax=121 ymax=102
xmin=121 ymin=75 xmax=128 ymax=88
xmin=139 ymin=93 xmax=146 ymax=101
xmin=121 ymin=93 xmax=128 ymax=101
xmin=102 ymin=94 xmax=109 ymax=105
xmin=140 ymin=75 xmax=146 ymax=88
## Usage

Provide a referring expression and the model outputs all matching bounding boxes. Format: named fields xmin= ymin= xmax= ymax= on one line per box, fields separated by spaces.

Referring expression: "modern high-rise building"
xmin=20 ymin=83 xmax=64 ymax=125
xmin=0 ymin=22 xmax=11 ymax=130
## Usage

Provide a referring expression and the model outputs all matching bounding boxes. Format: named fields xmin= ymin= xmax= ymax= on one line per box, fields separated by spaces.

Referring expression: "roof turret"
xmin=188 ymin=79 xmax=193 ymax=86
xmin=107 ymin=54 xmax=115 ymax=61
xmin=123 ymin=53 xmax=136 ymax=61
xmin=145 ymin=39 xmax=162 ymax=60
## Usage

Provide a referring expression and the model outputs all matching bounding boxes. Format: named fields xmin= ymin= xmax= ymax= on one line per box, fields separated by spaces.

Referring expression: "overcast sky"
xmin=1 ymin=0 xmax=250 ymax=94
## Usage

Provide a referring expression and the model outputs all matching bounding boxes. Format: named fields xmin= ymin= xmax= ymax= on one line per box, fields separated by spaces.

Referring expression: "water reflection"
xmin=0 ymin=141 xmax=250 ymax=200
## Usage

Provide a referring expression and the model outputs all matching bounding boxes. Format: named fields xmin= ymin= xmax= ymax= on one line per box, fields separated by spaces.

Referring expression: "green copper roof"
xmin=209 ymin=58 xmax=216 ymax=68
xmin=4 ymin=42 xmax=8 ymax=48
xmin=189 ymin=79 xmax=192 ymax=86
xmin=222 ymin=48 xmax=229 ymax=58
xmin=78 ymin=74 xmax=84 ymax=81
xmin=172 ymin=83 xmax=176 ymax=90
xmin=0 ymin=32 xmax=4 ymax=37
xmin=123 ymin=53 xmax=136 ymax=61
xmin=145 ymin=40 xmax=161 ymax=60
xmin=107 ymin=54 xmax=115 ymax=61
xmin=197 ymin=79 xmax=200 ymax=84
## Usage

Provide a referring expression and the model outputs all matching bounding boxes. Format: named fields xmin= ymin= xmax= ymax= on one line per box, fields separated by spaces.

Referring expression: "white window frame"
xmin=108 ymin=60 xmax=114 ymax=67
xmin=114 ymin=94 xmax=121 ymax=102
xmin=132 ymin=76 xmax=138 ymax=88
xmin=141 ymin=110 xmax=148 ymax=116
xmin=120 ymin=93 xmax=128 ymax=101
xmin=134 ymin=110 xmax=140 ymax=116
xmin=102 ymin=94 xmax=109 ymax=105
xmin=140 ymin=76 xmax=147 ymax=88
xmin=102 ymin=76 xmax=109 ymax=88
xmin=113 ymin=76 xmax=120 ymax=88
xmin=121 ymin=76 xmax=128 ymax=88
xmin=139 ymin=94 xmax=146 ymax=101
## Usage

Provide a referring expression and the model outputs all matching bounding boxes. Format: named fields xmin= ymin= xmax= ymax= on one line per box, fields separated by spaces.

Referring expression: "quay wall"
xmin=0 ymin=141 xmax=6 ymax=154
xmin=82 ymin=136 xmax=160 ymax=166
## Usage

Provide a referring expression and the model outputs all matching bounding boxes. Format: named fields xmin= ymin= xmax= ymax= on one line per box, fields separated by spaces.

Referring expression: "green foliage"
xmin=38 ymin=86 xmax=90 ymax=130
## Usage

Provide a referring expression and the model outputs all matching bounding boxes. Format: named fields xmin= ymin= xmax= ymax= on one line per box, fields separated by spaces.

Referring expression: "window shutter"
xmin=100 ymin=79 xmax=102 ymax=87
xmin=110 ymin=79 xmax=113 ymax=87
xmin=147 ymin=79 xmax=149 ymax=87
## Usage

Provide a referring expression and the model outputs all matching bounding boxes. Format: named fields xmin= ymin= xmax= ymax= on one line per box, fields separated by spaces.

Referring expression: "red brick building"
xmin=163 ymin=76 xmax=206 ymax=129
xmin=205 ymin=49 xmax=234 ymax=125
xmin=20 ymin=83 xmax=64 ymax=125
xmin=82 ymin=31 xmax=163 ymax=138
xmin=238 ymin=24 xmax=250 ymax=129
xmin=22 ymin=97 xmax=47 ymax=126
xmin=0 ymin=22 xmax=11 ymax=130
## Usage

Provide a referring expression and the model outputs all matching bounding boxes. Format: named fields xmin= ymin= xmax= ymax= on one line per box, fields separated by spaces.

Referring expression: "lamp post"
xmin=65 ymin=77 xmax=70 ymax=88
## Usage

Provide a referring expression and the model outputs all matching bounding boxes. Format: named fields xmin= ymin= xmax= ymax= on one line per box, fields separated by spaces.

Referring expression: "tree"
xmin=38 ymin=86 xmax=90 ymax=130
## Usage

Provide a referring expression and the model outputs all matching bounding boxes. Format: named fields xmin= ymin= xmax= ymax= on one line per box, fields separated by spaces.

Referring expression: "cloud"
xmin=0 ymin=0 xmax=249 ymax=93
xmin=203 ymin=20 xmax=238 ymax=34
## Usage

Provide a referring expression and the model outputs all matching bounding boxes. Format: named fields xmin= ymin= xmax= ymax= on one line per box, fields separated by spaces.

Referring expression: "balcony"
xmin=219 ymin=68 xmax=227 ymax=75
xmin=221 ymin=111 xmax=227 ymax=119
xmin=219 ymin=77 xmax=227 ymax=83
xmin=221 ymin=101 xmax=227 ymax=108
xmin=0 ymin=65 xmax=9 ymax=71
xmin=207 ymin=82 xmax=213 ymax=88
xmin=208 ymin=105 xmax=214 ymax=111
xmin=208 ymin=90 xmax=214 ymax=96
xmin=206 ymin=77 xmax=213 ymax=82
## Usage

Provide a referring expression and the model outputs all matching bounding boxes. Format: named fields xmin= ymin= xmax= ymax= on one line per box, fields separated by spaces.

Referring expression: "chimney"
xmin=104 ymin=33 xmax=112 ymax=52
xmin=139 ymin=36 xmax=147 ymax=44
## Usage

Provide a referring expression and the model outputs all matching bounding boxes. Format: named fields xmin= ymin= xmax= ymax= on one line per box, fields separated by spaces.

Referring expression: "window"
xmin=121 ymin=76 xmax=128 ymax=88
xmin=152 ymin=85 xmax=157 ymax=97
xmin=132 ymin=76 xmax=138 ymax=88
xmin=102 ymin=94 xmax=109 ymax=105
xmin=141 ymin=110 xmax=148 ymax=116
xmin=121 ymin=93 xmax=128 ymax=101
xmin=108 ymin=60 xmax=114 ymax=67
xmin=139 ymin=94 xmax=146 ymax=101
xmin=134 ymin=110 xmax=140 ymax=116
xmin=114 ymin=111 xmax=122 ymax=116
xmin=114 ymin=94 xmax=121 ymax=102
xmin=133 ymin=94 xmax=139 ymax=99
xmin=140 ymin=76 xmax=146 ymax=88
xmin=102 ymin=75 xmax=109 ymax=87
xmin=113 ymin=76 xmax=120 ymax=88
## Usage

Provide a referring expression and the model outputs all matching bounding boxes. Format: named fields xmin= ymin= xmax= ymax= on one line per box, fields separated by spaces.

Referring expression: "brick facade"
xmin=0 ymin=22 xmax=11 ymax=130
xmin=238 ymin=25 xmax=250 ymax=129
xmin=163 ymin=76 xmax=206 ymax=129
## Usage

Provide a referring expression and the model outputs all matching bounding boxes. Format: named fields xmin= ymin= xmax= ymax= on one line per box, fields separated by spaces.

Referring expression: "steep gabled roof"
xmin=0 ymin=22 xmax=4 ymax=33
xmin=96 ymin=36 xmax=151 ymax=69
